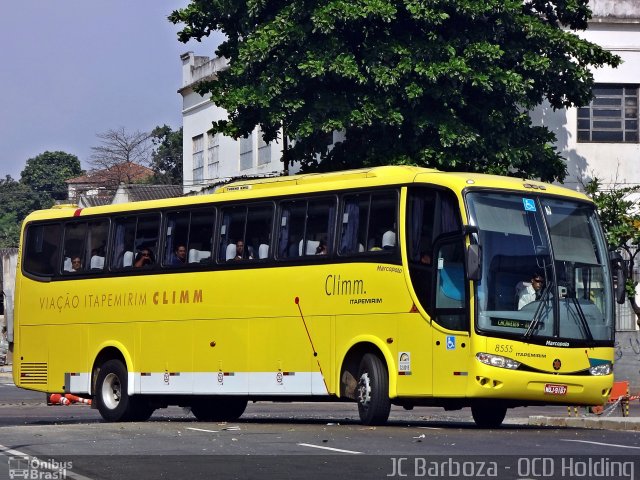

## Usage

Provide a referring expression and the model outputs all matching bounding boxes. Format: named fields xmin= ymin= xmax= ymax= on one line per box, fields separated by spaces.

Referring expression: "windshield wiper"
xmin=523 ymin=281 xmax=552 ymax=340
xmin=563 ymin=290 xmax=594 ymax=343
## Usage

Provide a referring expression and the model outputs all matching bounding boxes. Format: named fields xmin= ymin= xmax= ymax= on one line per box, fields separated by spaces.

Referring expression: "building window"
xmin=578 ymin=85 xmax=639 ymax=143
xmin=192 ymin=134 xmax=204 ymax=182
xmin=207 ymin=132 xmax=219 ymax=179
xmin=257 ymin=128 xmax=270 ymax=165
xmin=240 ymin=133 xmax=253 ymax=170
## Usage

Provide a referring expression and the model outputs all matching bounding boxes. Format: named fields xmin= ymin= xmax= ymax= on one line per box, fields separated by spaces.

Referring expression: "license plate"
xmin=544 ymin=383 xmax=568 ymax=395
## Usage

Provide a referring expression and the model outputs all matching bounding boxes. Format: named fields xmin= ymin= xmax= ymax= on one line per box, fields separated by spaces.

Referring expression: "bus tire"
xmin=471 ymin=401 xmax=507 ymax=428
xmin=95 ymin=359 xmax=133 ymax=422
xmin=191 ymin=396 xmax=248 ymax=422
xmin=356 ymin=353 xmax=391 ymax=425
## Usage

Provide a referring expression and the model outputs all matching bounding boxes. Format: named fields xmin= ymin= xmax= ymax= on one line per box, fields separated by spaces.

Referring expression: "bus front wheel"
xmin=471 ymin=401 xmax=507 ymax=428
xmin=95 ymin=359 xmax=134 ymax=422
xmin=356 ymin=353 xmax=391 ymax=425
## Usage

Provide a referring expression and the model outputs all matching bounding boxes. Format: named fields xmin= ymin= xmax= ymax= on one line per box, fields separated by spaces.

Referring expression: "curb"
xmin=529 ymin=415 xmax=640 ymax=431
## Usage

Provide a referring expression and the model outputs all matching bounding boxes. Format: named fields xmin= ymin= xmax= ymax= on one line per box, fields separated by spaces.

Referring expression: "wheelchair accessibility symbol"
xmin=523 ymin=198 xmax=536 ymax=212
xmin=446 ymin=336 xmax=456 ymax=350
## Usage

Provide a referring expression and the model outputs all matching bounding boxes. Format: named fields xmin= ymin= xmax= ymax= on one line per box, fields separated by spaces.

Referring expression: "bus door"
xmin=431 ymin=238 xmax=471 ymax=396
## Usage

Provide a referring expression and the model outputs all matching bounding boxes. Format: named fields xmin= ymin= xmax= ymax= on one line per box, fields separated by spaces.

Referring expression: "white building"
xmin=179 ymin=53 xmax=290 ymax=194
xmin=179 ymin=0 xmax=640 ymax=194
xmin=532 ymin=0 xmax=640 ymax=191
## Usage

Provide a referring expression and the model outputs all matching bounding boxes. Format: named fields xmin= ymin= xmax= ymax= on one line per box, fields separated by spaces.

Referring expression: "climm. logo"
xmin=325 ymin=275 xmax=366 ymax=296
xmin=152 ymin=289 xmax=203 ymax=305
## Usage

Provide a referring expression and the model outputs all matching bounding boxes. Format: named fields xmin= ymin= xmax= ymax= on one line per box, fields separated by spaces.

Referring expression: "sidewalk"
xmin=527 ymin=414 xmax=640 ymax=431
xmin=0 ymin=362 xmax=11 ymax=379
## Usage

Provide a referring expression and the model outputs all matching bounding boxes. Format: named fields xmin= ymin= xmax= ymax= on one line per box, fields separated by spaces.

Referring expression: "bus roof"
xmin=23 ymin=165 xmax=590 ymax=222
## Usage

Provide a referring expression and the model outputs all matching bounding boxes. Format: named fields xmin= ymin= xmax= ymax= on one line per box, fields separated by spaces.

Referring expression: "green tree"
xmin=150 ymin=125 xmax=183 ymax=184
xmin=0 ymin=176 xmax=51 ymax=247
xmin=584 ymin=178 xmax=640 ymax=325
xmin=20 ymin=151 xmax=83 ymax=201
xmin=170 ymin=0 xmax=620 ymax=182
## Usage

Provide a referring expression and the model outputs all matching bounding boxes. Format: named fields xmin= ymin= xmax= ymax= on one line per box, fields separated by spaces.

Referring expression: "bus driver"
xmin=516 ymin=273 xmax=545 ymax=309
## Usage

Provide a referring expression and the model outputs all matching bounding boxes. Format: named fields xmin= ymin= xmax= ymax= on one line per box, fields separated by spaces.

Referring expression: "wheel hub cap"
xmin=357 ymin=372 xmax=372 ymax=408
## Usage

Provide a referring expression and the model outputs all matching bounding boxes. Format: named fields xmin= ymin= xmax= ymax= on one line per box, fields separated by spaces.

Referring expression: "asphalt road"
xmin=1 ymin=379 xmax=640 ymax=480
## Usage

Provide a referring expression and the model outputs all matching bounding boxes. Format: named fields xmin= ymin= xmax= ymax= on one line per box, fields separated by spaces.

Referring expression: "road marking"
xmin=0 ymin=444 xmax=95 ymax=480
xmin=561 ymin=439 xmax=640 ymax=450
xmin=417 ymin=426 xmax=442 ymax=430
xmin=0 ymin=444 xmax=26 ymax=457
xmin=297 ymin=443 xmax=362 ymax=454
xmin=186 ymin=426 xmax=241 ymax=433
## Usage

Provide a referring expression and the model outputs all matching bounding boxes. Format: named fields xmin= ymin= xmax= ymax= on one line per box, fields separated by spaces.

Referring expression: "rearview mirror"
xmin=466 ymin=244 xmax=482 ymax=281
xmin=609 ymin=251 xmax=627 ymax=304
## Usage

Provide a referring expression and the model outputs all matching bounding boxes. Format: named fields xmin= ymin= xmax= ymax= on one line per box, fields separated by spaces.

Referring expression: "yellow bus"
xmin=12 ymin=166 xmax=620 ymax=427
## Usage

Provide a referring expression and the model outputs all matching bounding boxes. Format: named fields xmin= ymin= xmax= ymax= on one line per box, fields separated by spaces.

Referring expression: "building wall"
xmin=613 ymin=331 xmax=640 ymax=391
xmin=1 ymin=250 xmax=18 ymax=343
xmin=180 ymin=52 xmax=291 ymax=194
xmin=530 ymin=4 xmax=640 ymax=191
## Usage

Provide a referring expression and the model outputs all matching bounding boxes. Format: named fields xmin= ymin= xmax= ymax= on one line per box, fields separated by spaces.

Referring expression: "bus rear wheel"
xmin=95 ymin=359 xmax=135 ymax=422
xmin=356 ymin=353 xmax=391 ymax=425
xmin=191 ymin=396 xmax=248 ymax=422
xmin=471 ymin=401 xmax=507 ymax=428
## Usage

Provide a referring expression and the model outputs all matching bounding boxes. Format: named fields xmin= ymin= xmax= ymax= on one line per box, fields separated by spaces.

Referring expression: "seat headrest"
xmin=382 ymin=231 xmax=396 ymax=248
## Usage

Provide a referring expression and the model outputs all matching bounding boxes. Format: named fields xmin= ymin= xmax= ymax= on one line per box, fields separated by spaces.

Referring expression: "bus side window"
xmin=87 ymin=220 xmax=109 ymax=271
xmin=367 ymin=192 xmax=398 ymax=252
xmin=135 ymin=215 xmax=160 ymax=266
xmin=339 ymin=194 xmax=368 ymax=255
xmin=339 ymin=191 xmax=397 ymax=255
xmin=111 ymin=217 xmax=136 ymax=269
xmin=219 ymin=206 xmax=248 ymax=262
xmin=23 ymin=223 xmax=61 ymax=277
xmin=277 ymin=201 xmax=305 ymax=259
xmin=164 ymin=211 xmax=190 ymax=266
xmin=303 ymin=198 xmax=335 ymax=256
xmin=246 ymin=205 xmax=273 ymax=261
xmin=62 ymin=222 xmax=87 ymax=273
xmin=218 ymin=204 xmax=271 ymax=262
xmin=111 ymin=215 xmax=160 ymax=269
xmin=187 ymin=209 xmax=215 ymax=264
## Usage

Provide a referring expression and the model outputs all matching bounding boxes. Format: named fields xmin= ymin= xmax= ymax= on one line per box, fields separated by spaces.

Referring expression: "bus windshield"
xmin=467 ymin=192 xmax=614 ymax=344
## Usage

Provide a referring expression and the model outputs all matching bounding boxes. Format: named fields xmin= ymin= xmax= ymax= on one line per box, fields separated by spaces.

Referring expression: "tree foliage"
xmin=170 ymin=0 xmax=620 ymax=182
xmin=584 ymin=178 xmax=640 ymax=324
xmin=20 ymin=151 xmax=83 ymax=201
xmin=0 ymin=176 xmax=52 ymax=248
xmin=149 ymin=125 xmax=183 ymax=185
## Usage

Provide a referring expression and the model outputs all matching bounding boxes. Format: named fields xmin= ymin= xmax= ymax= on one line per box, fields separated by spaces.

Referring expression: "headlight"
xmin=589 ymin=363 xmax=612 ymax=376
xmin=476 ymin=352 xmax=521 ymax=370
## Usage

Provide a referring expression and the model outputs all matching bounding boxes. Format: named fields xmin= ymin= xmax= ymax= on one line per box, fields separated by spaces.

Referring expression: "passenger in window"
xmin=420 ymin=251 xmax=432 ymax=265
xmin=71 ymin=256 xmax=83 ymax=272
xmin=171 ymin=244 xmax=187 ymax=266
xmin=516 ymin=272 xmax=545 ymax=309
xmin=134 ymin=249 xmax=154 ymax=268
xmin=234 ymin=240 xmax=253 ymax=260
xmin=316 ymin=240 xmax=327 ymax=255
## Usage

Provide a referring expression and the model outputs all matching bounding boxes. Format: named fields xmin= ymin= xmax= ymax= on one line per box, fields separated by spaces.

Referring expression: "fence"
xmin=617 ymin=247 xmax=639 ymax=331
